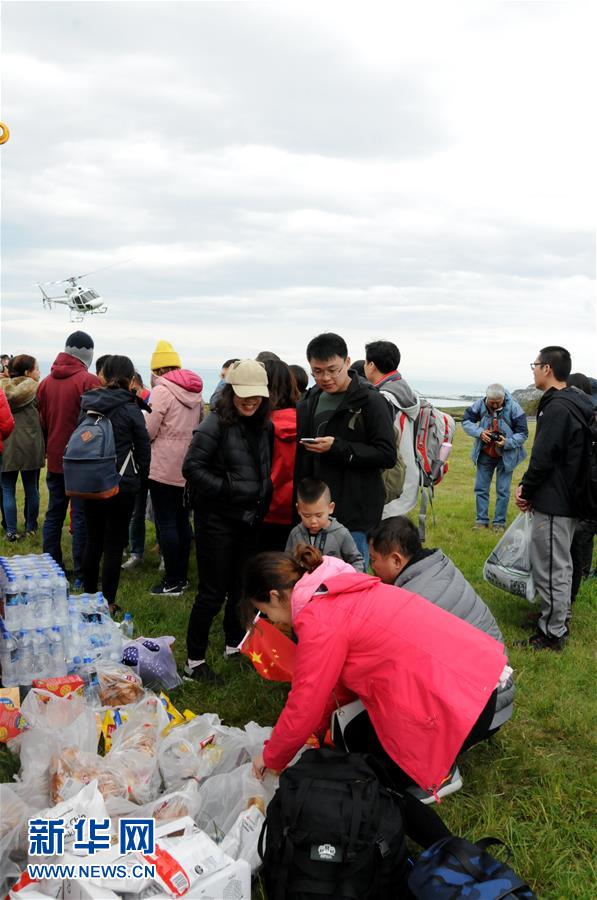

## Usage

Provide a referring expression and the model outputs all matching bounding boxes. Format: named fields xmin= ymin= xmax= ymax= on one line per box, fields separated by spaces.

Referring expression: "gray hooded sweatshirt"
xmin=285 ymin=519 xmax=365 ymax=572
xmin=395 ymin=549 xmax=514 ymax=727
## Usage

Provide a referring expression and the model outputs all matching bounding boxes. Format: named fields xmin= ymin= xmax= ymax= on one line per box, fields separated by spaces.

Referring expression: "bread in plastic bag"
xmin=8 ymin=689 xmax=97 ymax=808
xmin=95 ymin=662 xmax=144 ymax=707
xmin=49 ymin=746 xmax=129 ymax=805
xmin=107 ymin=694 xmax=168 ymax=804
xmin=195 ymin=762 xmax=276 ymax=844
xmin=483 ymin=512 xmax=536 ymax=602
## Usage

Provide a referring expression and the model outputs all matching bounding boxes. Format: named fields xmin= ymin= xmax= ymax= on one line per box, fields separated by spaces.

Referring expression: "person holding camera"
xmin=462 ymin=384 xmax=528 ymax=531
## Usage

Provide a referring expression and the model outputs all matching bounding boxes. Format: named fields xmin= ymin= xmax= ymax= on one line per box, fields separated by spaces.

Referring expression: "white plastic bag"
xmin=483 ymin=512 xmax=536 ymax=602
xmin=121 ymin=636 xmax=182 ymax=691
xmin=158 ymin=715 xmax=253 ymax=792
xmin=220 ymin=803 xmax=265 ymax=873
xmin=0 ymin=785 xmax=31 ymax=896
xmin=10 ymin=690 xmax=97 ymax=807
xmin=107 ymin=694 xmax=169 ymax=804
xmin=195 ymin=763 xmax=276 ymax=843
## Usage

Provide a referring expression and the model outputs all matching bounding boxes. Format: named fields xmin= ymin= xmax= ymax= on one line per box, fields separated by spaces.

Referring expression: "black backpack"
xmin=258 ymin=748 xmax=410 ymax=900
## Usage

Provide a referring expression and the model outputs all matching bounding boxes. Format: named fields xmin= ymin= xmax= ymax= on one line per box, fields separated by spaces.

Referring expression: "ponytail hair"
xmin=102 ymin=355 xmax=135 ymax=390
xmin=240 ymin=545 xmax=323 ymax=627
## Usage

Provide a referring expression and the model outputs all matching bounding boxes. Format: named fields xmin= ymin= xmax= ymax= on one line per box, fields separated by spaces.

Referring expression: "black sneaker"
xmin=149 ymin=581 xmax=184 ymax=597
xmin=518 ymin=630 xmax=567 ymax=652
xmin=183 ymin=663 xmax=224 ymax=686
xmin=6 ymin=532 xmax=20 ymax=543
xmin=223 ymin=650 xmax=247 ymax=664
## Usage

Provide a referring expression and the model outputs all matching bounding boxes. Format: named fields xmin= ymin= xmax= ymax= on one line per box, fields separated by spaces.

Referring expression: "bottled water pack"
xmin=0 ymin=552 xmax=123 ymax=687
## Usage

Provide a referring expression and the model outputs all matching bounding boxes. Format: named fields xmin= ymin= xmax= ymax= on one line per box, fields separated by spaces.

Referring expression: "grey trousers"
xmin=530 ymin=511 xmax=578 ymax=639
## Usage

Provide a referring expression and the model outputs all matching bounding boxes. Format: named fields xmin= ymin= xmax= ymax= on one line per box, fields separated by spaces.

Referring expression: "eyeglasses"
xmin=310 ymin=363 xmax=346 ymax=379
xmin=530 ymin=361 xmax=547 ymax=371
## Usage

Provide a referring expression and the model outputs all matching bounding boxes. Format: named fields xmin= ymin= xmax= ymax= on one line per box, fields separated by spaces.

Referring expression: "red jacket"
xmin=0 ymin=387 xmax=15 ymax=453
xmin=262 ymin=561 xmax=507 ymax=792
xmin=264 ymin=407 xmax=297 ymax=525
xmin=36 ymin=353 xmax=101 ymax=473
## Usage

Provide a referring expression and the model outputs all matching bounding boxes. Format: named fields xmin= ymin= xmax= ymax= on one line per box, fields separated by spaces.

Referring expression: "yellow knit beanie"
xmin=151 ymin=340 xmax=181 ymax=371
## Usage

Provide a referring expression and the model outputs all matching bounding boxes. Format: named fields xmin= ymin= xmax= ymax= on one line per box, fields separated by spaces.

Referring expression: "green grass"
xmin=1 ymin=422 xmax=596 ymax=898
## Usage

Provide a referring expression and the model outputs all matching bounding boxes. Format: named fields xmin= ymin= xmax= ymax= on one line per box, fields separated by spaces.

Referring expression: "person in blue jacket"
xmin=462 ymin=384 xmax=528 ymax=531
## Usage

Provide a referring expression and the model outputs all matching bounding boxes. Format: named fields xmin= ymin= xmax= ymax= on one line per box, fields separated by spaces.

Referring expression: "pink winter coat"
xmin=146 ymin=370 xmax=204 ymax=487
xmin=262 ymin=558 xmax=508 ymax=793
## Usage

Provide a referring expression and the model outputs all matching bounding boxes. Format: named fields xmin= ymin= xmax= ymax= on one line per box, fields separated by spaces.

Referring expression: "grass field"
xmin=1 ymin=421 xmax=596 ymax=898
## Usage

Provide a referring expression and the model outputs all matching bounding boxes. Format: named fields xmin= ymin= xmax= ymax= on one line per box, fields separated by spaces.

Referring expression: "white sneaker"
xmin=407 ymin=766 xmax=463 ymax=805
xmin=121 ymin=553 xmax=142 ymax=571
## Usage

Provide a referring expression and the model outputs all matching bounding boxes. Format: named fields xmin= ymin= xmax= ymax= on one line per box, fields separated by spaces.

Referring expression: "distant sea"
xmin=36 ymin=362 xmax=483 ymax=407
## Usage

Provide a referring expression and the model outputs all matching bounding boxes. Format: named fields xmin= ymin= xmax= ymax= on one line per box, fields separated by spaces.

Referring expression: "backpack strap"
xmin=118 ymin=448 xmax=136 ymax=477
xmin=440 ymin=836 xmax=532 ymax=896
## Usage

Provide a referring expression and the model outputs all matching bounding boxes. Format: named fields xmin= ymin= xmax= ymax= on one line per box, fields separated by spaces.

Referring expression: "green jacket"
xmin=1 ymin=377 xmax=45 ymax=472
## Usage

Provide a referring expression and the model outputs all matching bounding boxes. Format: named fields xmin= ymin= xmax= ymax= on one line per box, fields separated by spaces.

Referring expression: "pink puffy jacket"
xmin=263 ymin=558 xmax=508 ymax=793
xmin=146 ymin=370 xmax=204 ymax=487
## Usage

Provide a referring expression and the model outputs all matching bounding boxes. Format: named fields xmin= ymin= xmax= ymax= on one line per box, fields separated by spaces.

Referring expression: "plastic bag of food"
xmin=121 ymin=636 xmax=182 ymax=691
xmin=107 ymin=694 xmax=168 ymax=804
xmin=10 ymin=690 xmax=97 ymax=808
xmin=38 ymin=779 xmax=109 ymax=849
xmin=95 ymin=662 xmax=144 ymax=707
xmin=195 ymin=762 xmax=276 ymax=843
xmin=220 ymin=802 xmax=266 ymax=873
xmin=483 ymin=512 xmax=536 ymax=602
xmin=49 ymin=746 xmax=129 ymax=805
xmin=158 ymin=713 xmax=222 ymax=791
xmin=0 ymin=784 xmax=31 ymax=895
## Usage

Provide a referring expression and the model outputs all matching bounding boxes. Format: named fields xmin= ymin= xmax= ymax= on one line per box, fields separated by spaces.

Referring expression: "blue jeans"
xmin=474 ymin=456 xmax=513 ymax=526
xmin=128 ymin=483 xmax=148 ymax=557
xmin=1 ymin=470 xmax=41 ymax=534
xmin=350 ymin=530 xmax=370 ymax=568
xmin=42 ymin=471 xmax=87 ymax=579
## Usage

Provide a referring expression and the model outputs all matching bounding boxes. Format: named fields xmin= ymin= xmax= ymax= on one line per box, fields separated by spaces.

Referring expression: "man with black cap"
xmin=37 ymin=332 xmax=101 ymax=585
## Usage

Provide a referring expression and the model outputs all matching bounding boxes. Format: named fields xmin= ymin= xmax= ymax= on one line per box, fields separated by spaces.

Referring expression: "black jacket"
xmin=79 ymin=388 xmax=151 ymax=493
xmin=295 ymin=371 xmax=396 ymax=532
xmin=183 ymin=412 xmax=273 ymax=525
xmin=520 ymin=386 xmax=594 ymax=516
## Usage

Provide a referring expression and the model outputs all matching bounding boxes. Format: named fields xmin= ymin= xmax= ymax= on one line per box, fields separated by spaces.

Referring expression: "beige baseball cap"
xmin=226 ymin=359 xmax=269 ymax=398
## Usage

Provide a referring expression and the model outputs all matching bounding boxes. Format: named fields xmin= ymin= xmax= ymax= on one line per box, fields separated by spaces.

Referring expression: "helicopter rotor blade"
xmin=37 ymin=257 xmax=132 ymax=286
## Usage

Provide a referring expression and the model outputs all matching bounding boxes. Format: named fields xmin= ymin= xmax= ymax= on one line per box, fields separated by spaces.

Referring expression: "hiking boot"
xmin=122 ymin=553 xmax=142 ymax=571
xmin=25 ymin=529 xmax=37 ymax=538
xmin=149 ymin=581 xmax=185 ymax=597
xmin=472 ymin=522 xmax=489 ymax=530
xmin=183 ymin=663 xmax=224 ymax=686
xmin=5 ymin=532 xmax=20 ymax=542
xmin=407 ymin=766 xmax=463 ymax=805
xmin=518 ymin=630 xmax=567 ymax=652
xmin=492 ymin=524 xmax=506 ymax=533
xmin=521 ymin=610 xmax=540 ymax=630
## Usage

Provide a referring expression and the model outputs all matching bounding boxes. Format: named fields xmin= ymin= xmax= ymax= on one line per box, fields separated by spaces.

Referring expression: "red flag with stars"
xmin=239 ymin=617 xmax=296 ymax=682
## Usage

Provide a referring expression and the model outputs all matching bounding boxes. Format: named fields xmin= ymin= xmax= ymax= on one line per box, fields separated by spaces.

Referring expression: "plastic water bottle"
xmin=36 ymin=574 xmax=53 ymax=628
xmin=32 ymin=630 xmax=51 ymax=681
xmin=0 ymin=632 xmax=20 ymax=687
xmin=47 ymin=626 xmax=67 ymax=678
xmin=3 ymin=576 xmax=21 ymax=631
xmin=78 ymin=657 xmax=100 ymax=706
xmin=120 ymin=613 xmax=134 ymax=640
xmin=52 ymin=571 xmax=70 ymax=623
xmin=69 ymin=654 xmax=82 ymax=675
xmin=17 ymin=631 xmax=34 ymax=686
xmin=20 ymin=575 xmax=35 ymax=630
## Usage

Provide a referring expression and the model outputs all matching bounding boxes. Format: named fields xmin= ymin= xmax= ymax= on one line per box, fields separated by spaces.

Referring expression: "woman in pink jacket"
xmin=146 ymin=340 xmax=204 ymax=596
xmin=243 ymin=546 xmax=509 ymax=801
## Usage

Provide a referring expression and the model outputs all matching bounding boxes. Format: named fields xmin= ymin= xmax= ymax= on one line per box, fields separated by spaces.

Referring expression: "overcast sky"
xmin=1 ymin=1 xmax=595 ymax=391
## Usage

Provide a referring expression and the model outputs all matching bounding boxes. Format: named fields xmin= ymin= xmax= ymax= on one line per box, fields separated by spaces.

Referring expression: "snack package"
xmin=31 ymin=675 xmax=84 ymax=699
xmin=95 ymin=663 xmax=144 ymax=707
xmin=159 ymin=692 xmax=186 ymax=733
xmin=220 ymin=802 xmax=266 ymax=873
xmin=100 ymin=708 xmax=129 ymax=753
xmin=122 ymin=636 xmax=182 ymax=691
xmin=0 ymin=687 xmax=21 ymax=707
xmin=0 ymin=701 xmax=28 ymax=742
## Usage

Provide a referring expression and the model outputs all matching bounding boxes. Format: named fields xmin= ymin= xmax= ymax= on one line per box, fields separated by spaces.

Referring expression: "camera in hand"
xmin=489 ymin=431 xmax=505 ymax=442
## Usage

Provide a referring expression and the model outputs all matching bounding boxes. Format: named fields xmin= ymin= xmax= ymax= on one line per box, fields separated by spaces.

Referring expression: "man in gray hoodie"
xmin=364 ymin=340 xmax=421 ymax=517
xmin=369 ymin=515 xmax=514 ymax=731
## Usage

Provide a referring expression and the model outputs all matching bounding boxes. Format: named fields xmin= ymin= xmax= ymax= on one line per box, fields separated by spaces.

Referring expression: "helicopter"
xmin=37 ymin=261 xmax=128 ymax=322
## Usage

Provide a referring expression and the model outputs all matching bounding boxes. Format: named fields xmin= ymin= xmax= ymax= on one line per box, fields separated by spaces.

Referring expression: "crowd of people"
xmin=0 ymin=334 xmax=594 ymax=800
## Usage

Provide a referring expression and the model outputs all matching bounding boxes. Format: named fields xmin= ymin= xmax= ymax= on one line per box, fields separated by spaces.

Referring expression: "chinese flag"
xmin=240 ymin=618 xmax=296 ymax=682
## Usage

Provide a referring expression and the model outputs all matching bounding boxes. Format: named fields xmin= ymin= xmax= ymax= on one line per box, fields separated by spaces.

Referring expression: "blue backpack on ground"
xmin=408 ymin=836 xmax=536 ymax=899
xmin=64 ymin=410 xmax=134 ymax=499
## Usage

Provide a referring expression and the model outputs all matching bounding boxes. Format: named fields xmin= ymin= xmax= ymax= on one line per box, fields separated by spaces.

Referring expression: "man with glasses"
xmin=462 ymin=383 xmax=528 ymax=531
xmin=295 ymin=332 xmax=396 ymax=565
xmin=515 ymin=346 xmax=594 ymax=651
